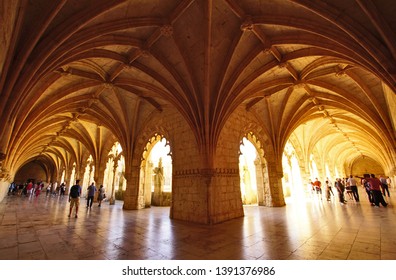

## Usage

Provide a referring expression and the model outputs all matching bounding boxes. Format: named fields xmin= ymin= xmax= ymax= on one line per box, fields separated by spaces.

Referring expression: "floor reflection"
xmin=1 ymin=190 xmax=396 ymax=260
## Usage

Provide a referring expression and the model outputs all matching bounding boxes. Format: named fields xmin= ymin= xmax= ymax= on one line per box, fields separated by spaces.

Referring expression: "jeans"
xmin=350 ymin=185 xmax=359 ymax=201
xmin=87 ymin=196 xmax=94 ymax=208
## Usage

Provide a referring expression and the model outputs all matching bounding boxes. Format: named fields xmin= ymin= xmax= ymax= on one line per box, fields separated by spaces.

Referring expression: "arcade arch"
xmin=103 ymin=142 xmax=125 ymax=204
xmin=282 ymin=141 xmax=304 ymax=201
xmin=238 ymin=133 xmax=269 ymax=206
xmin=140 ymin=135 xmax=172 ymax=207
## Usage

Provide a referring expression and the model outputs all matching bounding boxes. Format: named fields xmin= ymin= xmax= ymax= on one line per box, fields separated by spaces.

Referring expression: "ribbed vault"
xmin=0 ymin=0 xmax=395 ymax=187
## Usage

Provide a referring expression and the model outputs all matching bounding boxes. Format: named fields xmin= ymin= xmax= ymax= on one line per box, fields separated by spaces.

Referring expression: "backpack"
xmin=69 ymin=185 xmax=80 ymax=198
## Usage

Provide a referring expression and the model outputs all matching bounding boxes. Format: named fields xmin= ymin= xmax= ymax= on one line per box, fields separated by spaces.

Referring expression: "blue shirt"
xmin=87 ymin=185 xmax=97 ymax=196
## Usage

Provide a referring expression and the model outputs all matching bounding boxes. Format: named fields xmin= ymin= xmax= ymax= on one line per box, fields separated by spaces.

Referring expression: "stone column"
xmin=255 ymin=160 xmax=265 ymax=206
xmin=170 ymin=165 xmax=244 ymax=224
xmin=0 ymin=162 xmax=11 ymax=201
xmin=144 ymin=161 xmax=153 ymax=207
xmin=266 ymin=162 xmax=286 ymax=207
xmin=64 ymin=167 xmax=73 ymax=195
xmin=123 ymin=165 xmax=144 ymax=210
xmin=109 ymin=161 xmax=118 ymax=205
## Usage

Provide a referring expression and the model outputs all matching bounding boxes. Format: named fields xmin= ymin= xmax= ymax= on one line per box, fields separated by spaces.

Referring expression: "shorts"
xmin=70 ymin=197 xmax=80 ymax=208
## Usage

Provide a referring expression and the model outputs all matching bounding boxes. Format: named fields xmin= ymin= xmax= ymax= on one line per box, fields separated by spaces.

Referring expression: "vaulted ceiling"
xmin=1 ymin=0 xmax=395 ymax=176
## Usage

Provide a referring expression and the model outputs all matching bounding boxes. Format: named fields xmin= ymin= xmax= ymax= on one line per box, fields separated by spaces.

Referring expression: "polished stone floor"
xmin=0 ymin=189 xmax=396 ymax=260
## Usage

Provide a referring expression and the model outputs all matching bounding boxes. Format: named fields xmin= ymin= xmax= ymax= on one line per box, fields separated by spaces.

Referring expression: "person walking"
xmin=380 ymin=175 xmax=390 ymax=198
xmin=386 ymin=177 xmax=392 ymax=189
xmin=325 ymin=179 xmax=333 ymax=201
xmin=97 ymin=185 xmax=106 ymax=207
xmin=46 ymin=182 xmax=52 ymax=197
xmin=347 ymin=175 xmax=359 ymax=202
xmin=313 ymin=178 xmax=322 ymax=200
xmin=52 ymin=181 xmax=58 ymax=196
xmin=26 ymin=180 xmax=33 ymax=197
xmin=335 ymin=178 xmax=347 ymax=204
xmin=86 ymin=182 xmax=97 ymax=209
xmin=360 ymin=176 xmax=374 ymax=205
xmin=68 ymin=179 xmax=81 ymax=218
xmin=367 ymin=174 xmax=387 ymax=207
xmin=60 ymin=182 xmax=66 ymax=197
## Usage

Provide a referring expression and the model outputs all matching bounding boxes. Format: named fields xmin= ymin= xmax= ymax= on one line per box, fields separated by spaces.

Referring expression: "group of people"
xmin=8 ymin=180 xmax=68 ymax=198
xmin=309 ymin=174 xmax=391 ymax=207
xmin=45 ymin=182 xmax=67 ymax=197
xmin=361 ymin=174 xmax=390 ymax=207
xmin=7 ymin=179 xmax=107 ymax=219
xmin=67 ymin=180 xmax=106 ymax=218
xmin=8 ymin=180 xmax=46 ymax=197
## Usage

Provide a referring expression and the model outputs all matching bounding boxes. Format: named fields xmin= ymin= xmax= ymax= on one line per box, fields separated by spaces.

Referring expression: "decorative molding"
xmin=174 ymin=168 xmax=239 ymax=178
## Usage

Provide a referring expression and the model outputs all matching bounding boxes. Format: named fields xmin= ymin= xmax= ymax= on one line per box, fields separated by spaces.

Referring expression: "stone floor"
xmin=0 ymin=189 xmax=396 ymax=260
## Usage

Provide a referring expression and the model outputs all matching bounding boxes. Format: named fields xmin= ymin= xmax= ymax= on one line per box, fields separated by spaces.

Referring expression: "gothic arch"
xmin=139 ymin=133 xmax=173 ymax=208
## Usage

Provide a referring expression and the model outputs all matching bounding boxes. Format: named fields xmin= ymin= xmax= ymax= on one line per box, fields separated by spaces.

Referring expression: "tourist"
xmin=379 ymin=175 xmax=390 ymax=197
xmin=86 ymin=182 xmax=97 ymax=209
xmin=68 ymin=180 xmax=81 ymax=218
xmin=347 ymin=175 xmax=359 ymax=202
xmin=97 ymin=185 xmax=106 ymax=207
xmin=367 ymin=174 xmax=387 ymax=207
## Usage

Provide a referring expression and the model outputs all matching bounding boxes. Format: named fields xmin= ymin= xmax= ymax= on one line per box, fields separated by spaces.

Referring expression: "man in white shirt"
xmin=347 ymin=175 xmax=359 ymax=202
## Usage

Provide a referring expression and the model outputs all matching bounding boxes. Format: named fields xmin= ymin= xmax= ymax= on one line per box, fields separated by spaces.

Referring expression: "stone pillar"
xmin=208 ymin=168 xmax=244 ymax=224
xmin=109 ymin=161 xmax=118 ymax=205
xmin=171 ymin=166 xmax=244 ymax=224
xmin=0 ymin=164 xmax=11 ymax=202
xmin=255 ymin=160 xmax=265 ymax=206
xmin=64 ymin=167 xmax=73 ymax=195
xmin=123 ymin=165 xmax=144 ymax=210
xmin=170 ymin=169 xmax=209 ymax=223
xmin=266 ymin=162 xmax=286 ymax=207
xmin=144 ymin=161 xmax=153 ymax=207
xmin=94 ymin=164 xmax=105 ymax=201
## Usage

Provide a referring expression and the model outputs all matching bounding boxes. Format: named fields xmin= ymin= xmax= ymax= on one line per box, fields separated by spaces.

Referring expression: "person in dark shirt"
xmin=86 ymin=182 xmax=97 ymax=209
xmin=68 ymin=179 xmax=81 ymax=218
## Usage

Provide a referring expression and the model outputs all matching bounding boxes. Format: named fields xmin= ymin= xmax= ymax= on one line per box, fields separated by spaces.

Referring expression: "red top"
xmin=367 ymin=177 xmax=381 ymax=191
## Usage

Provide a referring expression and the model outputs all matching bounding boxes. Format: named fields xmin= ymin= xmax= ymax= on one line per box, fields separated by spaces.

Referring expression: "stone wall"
xmin=0 ymin=181 xmax=9 ymax=202
xmin=123 ymin=104 xmax=286 ymax=224
xmin=217 ymin=106 xmax=285 ymax=208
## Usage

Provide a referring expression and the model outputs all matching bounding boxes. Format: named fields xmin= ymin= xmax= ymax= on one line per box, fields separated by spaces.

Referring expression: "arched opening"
xmin=238 ymin=133 xmax=269 ymax=206
xmin=14 ymin=161 xmax=47 ymax=185
xmin=103 ymin=142 xmax=125 ymax=203
xmin=140 ymin=135 xmax=172 ymax=207
xmin=282 ymin=141 xmax=304 ymax=202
